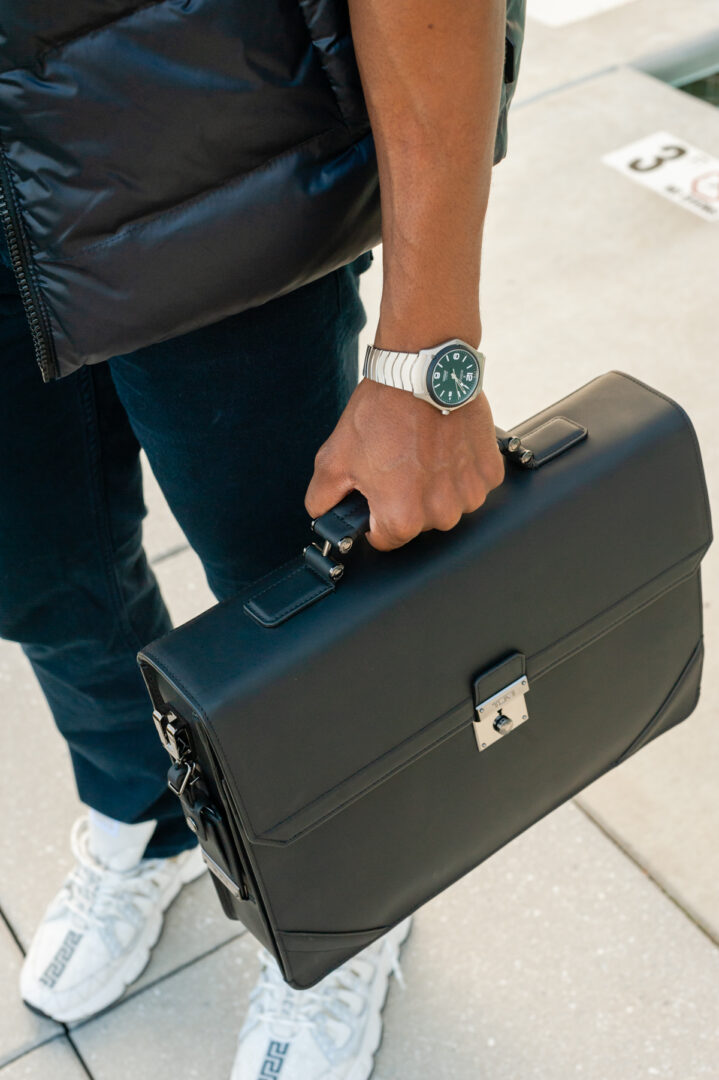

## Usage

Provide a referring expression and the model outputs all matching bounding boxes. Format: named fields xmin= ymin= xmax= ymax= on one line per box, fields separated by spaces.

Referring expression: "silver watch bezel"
xmin=363 ymin=337 xmax=485 ymax=414
xmin=415 ymin=338 xmax=485 ymax=412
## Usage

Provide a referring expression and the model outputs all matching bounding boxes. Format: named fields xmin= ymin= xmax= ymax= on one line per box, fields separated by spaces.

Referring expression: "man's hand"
xmin=305 ymin=380 xmax=504 ymax=551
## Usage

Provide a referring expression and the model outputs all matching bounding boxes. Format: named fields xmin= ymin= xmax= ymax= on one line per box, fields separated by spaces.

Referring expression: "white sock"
xmin=87 ymin=808 xmax=158 ymax=871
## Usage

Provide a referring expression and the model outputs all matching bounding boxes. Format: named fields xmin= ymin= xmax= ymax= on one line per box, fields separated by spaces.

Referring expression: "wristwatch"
xmin=362 ymin=337 xmax=485 ymax=414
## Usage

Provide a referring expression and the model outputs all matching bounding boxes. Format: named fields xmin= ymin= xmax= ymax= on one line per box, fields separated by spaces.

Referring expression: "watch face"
xmin=426 ymin=345 xmax=481 ymax=408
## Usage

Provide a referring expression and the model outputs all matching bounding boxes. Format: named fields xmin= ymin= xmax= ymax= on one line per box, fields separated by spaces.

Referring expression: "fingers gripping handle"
xmin=311 ymin=489 xmax=371 ymax=551
xmin=245 ymin=418 xmax=587 ymax=626
xmin=310 ymin=428 xmax=531 ymax=558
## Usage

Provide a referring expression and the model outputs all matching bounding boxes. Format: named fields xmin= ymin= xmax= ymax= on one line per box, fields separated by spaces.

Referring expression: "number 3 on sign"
xmin=628 ymin=144 xmax=686 ymax=173
xmin=602 ymin=132 xmax=719 ymax=223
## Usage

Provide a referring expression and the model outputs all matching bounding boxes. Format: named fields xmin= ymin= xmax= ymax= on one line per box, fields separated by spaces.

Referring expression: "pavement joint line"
xmin=64 ymin=1032 xmax=95 ymax=1080
xmin=1 ymin=894 xmax=244 ymax=1064
xmin=67 ymin=927 xmax=247 ymax=1033
xmin=149 ymin=541 xmax=190 ymax=566
xmin=0 ymin=902 xmax=26 ymax=957
xmin=0 ymin=1034 xmax=73 ymax=1075
xmin=513 ymin=62 xmax=621 ymax=110
xmin=573 ymin=797 xmax=719 ymax=949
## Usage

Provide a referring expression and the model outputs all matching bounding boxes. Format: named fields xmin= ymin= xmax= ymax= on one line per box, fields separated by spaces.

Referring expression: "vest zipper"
xmin=0 ymin=153 xmax=57 ymax=382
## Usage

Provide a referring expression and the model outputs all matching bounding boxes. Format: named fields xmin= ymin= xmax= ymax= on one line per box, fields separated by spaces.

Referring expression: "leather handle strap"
xmin=309 ymin=423 xmax=579 ymax=551
xmin=243 ymin=416 xmax=587 ymax=628
xmin=311 ymin=489 xmax=371 ymax=550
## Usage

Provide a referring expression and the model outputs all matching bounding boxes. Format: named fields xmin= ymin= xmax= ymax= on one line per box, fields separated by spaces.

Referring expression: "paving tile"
xmin=576 ymin=683 xmax=719 ymax=941
xmin=478 ymin=65 xmax=719 ymax=939
xmin=481 ymin=65 xmax=719 ymax=429
xmin=0 ymin=920 xmax=60 ymax=1069
xmin=72 ymin=935 xmax=258 ymax=1080
xmin=72 ymin=802 xmax=719 ymax=1080
xmin=517 ymin=0 xmax=719 ymax=103
xmin=527 ymin=0 xmax=641 ymax=28
xmin=376 ymin=803 xmax=719 ymax=1080
xmin=0 ymin=1039 xmax=89 ymax=1080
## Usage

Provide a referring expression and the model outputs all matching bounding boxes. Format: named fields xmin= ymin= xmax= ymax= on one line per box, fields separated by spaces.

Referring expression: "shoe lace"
xmin=249 ymin=939 xmax=406 ymax=1043
xmin=63 ymin=818 xmax=168 ymax=928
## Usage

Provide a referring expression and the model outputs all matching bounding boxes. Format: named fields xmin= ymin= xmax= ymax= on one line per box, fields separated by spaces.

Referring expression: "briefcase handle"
xmin=243 ymin=415 xmax=587 ymax=626
xmin=308 ymin=430 xmax=511 ymax=555
xmin=309 ymin=421 xmax=587 ymax=558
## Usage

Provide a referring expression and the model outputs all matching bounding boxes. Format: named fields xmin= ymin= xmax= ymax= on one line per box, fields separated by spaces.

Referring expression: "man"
xmin=0 ymin=1 xmax=524 ymax=1076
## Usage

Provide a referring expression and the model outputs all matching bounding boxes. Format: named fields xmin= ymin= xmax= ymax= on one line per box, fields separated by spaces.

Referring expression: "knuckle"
xmin=458 ymin=468 xmax=487 ymax=510
xmin=463 ymin=489 xmax=486 ymax=515
xmin=425 ymin=488 xmax=462 ymax=532
xmin=383 ymin=510 xmax=423 ymax=545
xmin=434 ymin=508 xmax=463 ymax=532
xmin=484 ymin=451 xmax=505 ymax=489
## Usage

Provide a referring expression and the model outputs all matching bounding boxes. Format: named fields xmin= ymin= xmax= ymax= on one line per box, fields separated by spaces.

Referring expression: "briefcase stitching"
xmin=518 ymin=415 xmax=587 ymax=467
xmin=247 ymin=563 xmax=316 ymax=604
xmin=244 ymin=564 xmax=332 ymax=626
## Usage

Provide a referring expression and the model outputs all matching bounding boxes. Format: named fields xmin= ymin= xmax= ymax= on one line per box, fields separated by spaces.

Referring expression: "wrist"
xmin=375 ymin=295 xmax=481 ymax=354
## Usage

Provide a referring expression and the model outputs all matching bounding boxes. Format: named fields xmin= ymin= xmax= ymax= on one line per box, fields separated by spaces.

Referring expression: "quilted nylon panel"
xmin=0 ymin=0 xmax=526 ymax=378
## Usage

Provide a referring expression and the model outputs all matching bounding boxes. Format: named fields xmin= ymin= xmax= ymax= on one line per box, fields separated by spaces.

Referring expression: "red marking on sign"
xmin=691 ymin=171 xmax=719 ymax=202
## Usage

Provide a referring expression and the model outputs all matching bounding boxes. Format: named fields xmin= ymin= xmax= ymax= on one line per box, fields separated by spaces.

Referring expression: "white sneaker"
xmin=231 ymin=916 xmax=413 ymax=1080
xmin=20 ymin=811 xmax=206 ymax=1023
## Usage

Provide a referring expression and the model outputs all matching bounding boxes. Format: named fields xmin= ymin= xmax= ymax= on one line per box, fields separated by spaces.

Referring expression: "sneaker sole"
xmin=22 ymin=845 xmax=208 ymax=1025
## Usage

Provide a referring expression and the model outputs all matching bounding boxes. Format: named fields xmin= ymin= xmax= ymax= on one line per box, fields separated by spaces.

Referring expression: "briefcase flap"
xmin=139 ymin=372 xmax=712 ymax=848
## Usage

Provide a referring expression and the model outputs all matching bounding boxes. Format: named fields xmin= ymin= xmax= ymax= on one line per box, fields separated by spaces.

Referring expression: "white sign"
xmin=527 ymin=0 xmax=638 ymax=27
xmin=602 ymin=132 xmax=719 ymax=223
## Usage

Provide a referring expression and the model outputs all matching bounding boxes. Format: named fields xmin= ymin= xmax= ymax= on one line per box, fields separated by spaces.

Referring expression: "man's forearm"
xmin=305 ymin=0 xmax=507 ymax=548
xmin=347 ymin=0 xmax=506 ymax=350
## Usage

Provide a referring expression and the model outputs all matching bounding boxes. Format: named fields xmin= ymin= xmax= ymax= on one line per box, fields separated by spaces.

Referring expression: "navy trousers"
xmin=0 ymin=235 xmax=372 ymax=857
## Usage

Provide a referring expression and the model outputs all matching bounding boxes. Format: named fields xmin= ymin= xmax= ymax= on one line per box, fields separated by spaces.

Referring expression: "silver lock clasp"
xmin=473 ymin=675 xmax=530 ymax=753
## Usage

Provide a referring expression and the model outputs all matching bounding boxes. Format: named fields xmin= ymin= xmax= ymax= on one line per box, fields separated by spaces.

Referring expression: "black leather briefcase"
xmin=137 ymin=371 xmax=712 ymax=989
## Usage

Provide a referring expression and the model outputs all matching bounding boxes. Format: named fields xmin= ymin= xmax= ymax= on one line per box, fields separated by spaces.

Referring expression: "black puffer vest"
xmin=0 ymin=1 xmax=526 ymax=381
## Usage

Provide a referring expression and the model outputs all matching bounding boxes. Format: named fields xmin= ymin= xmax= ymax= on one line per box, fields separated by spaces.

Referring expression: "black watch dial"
xmin=426 ymin=345 xmax=480 ymax=408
